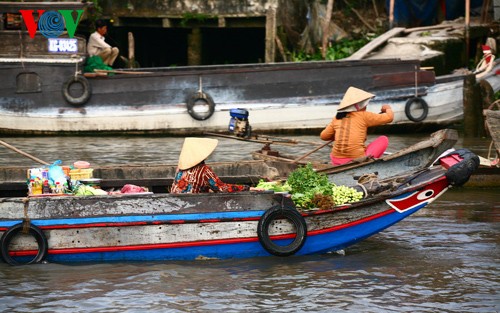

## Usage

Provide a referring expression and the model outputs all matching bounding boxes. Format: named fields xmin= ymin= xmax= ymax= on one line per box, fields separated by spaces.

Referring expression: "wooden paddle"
xmin=292 ymin=140 xmax=334 ymax=163
xmin=0 ymin=140 xmax=49 ymax=165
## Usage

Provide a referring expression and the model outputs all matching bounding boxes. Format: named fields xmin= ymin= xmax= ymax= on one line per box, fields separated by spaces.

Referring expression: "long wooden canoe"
xmin=0 ymin=149 xmax=479 ymax=264
xmin=252 ymin=128 xmax=459 ymax=186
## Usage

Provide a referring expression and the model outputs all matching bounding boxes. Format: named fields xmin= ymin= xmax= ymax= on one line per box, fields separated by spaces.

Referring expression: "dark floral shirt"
xmin=170 ymin=162 xmax=250 ymax=193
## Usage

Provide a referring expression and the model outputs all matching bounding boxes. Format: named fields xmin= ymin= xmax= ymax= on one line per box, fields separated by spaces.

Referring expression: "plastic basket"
xmin=69 ymin=168 xmax=93 ymax=180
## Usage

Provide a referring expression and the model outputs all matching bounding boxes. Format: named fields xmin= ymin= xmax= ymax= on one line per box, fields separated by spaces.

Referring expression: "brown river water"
xmin=0 ymin=132 xmax=498 ymax=312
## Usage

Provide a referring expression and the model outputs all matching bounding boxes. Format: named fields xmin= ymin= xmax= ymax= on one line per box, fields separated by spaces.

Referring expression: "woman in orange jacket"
xmin=320 ymin=86 xmax=394 ymax=166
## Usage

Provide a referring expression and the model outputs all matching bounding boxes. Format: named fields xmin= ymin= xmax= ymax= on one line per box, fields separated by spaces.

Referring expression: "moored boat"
xmin=465 ymin=101 xmax=500 ymax=187
xmin=0 ymin=2 xmax=486 ymax=136
xmin=0 ymin=149 xmax=479 ymax=264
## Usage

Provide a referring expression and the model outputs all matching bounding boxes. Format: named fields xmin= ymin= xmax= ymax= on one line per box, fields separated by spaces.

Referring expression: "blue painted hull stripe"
xmin=0 ymin=210 xmax=266 ymax=228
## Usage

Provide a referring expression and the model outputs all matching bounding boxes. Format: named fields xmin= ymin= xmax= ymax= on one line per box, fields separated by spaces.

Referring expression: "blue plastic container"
xmin=229 ymin=108 xmax=249 ymax=120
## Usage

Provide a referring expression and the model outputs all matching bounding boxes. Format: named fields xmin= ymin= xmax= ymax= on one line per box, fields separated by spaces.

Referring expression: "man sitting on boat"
xmin=320 ymin=86 xmax=394 ymax=166
xmin=171 ymin=138 xmax=260 ymax=193
xmin=87 ymin=19 xmax=119 ymax=67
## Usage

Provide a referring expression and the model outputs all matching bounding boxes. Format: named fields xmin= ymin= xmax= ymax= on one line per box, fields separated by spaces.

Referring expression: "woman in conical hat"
xmin=171 ymin=137 xmax=252 ymax=193
xmin=320 ymin=86 xmax=394 ymax=166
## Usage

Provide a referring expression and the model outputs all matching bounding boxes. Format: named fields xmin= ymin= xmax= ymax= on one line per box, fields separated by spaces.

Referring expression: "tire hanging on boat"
xmin=257 ymin=205 xmax=307 ymax=257
xmin=0 ymin=222 xmax=48 ymax=265
xmin=186 ymin=91 xmax=215 ymax=121
xmin=405 ymin=96 xmax=429 ymax=122
xmin=62 ymin=75 xmax=92 ymax=106
xmin=444 ymin=148 xmax=480 ymax=186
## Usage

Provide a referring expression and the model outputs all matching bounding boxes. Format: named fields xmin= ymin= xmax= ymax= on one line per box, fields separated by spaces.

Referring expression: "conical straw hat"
xmin=178 ymin=137 xmax=218 ymax=170
xmin=337 ymin=87 xmax=375 ymax=112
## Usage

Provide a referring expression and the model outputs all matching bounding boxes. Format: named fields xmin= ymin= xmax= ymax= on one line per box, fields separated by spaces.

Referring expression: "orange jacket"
xmin=320 ymin=108 xmax=394 ymax=158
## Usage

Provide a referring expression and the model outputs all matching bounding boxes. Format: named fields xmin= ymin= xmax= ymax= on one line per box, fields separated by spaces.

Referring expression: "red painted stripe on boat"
xmin=7 ymin=249 xmax=39 ymax=257
xmin=48 ymin=237 xmax=259 ymax=255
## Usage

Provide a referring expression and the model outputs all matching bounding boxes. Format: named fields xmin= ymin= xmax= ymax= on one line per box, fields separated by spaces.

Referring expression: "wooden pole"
xmin=0 ymin=140 xmax=49 ymax=165
xmin=265 ymin=7 xmax=277 ymax=63
xmin=292 ymin=140 xmax=333 ymax=163
xmin=463 ymin=74 xmax=485 ymax=137
xmin=466 ymin=0 xmax=471 ymax=63
xmin=480 ymin=0 xmax=491 ymax=23
xmin=321 ymin=0 xmax=335 ymax=59
xmin=389 ymin=0 xmax=395 ymax=29
xmin=372 ymin=0 xmax=379 ymax=18
xmin=128 ymin=32 xmax=135 ymax=68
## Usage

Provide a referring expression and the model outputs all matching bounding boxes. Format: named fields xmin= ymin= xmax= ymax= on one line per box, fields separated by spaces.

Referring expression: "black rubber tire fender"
xmin=405 ymin=96 xmax=429 ymax=122
xmin=0 ymin=223 xmax=48 ymax=265
xmin=257 ymin=205 xmax=307 ymax=257
xmin=186 ymin=91 xmax=215 ymax=121
xmin=62 ymin=75 xmax=92 ymax=106
xmin=444 ymin=148 xmax=480 ymax=186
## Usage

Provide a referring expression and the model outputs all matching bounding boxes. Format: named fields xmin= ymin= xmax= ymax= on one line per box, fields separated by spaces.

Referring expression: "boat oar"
xmin=0 ymin=140 xmax=49 ymax=165
xmin=292 ymin=140 xmax=334 ymax=163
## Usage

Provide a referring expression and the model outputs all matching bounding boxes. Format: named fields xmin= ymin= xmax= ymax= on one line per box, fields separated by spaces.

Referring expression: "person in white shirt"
xmin=87 ymin=19 xmax=119 ymax=66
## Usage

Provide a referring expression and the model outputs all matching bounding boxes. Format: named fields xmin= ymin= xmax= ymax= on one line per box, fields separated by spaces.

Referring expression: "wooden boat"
xmin=1 ymin=3 xmax=494 ymax=136
xmin=0 ymin=148 xmax=479 ymax=265
xmin=483 ymin=103 xmax=500 ymax=157
xmin=465 ymin=102 xmax=500 ymax=187
xmin=252 ymin=128 xmax=459 ymax=186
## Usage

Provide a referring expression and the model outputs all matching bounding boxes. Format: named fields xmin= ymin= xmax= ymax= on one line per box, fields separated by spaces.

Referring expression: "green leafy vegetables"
xmin=256 ymin=163 xmax=363 ymax=210
xmin=255 ymin=180 xmax=291 ymax=192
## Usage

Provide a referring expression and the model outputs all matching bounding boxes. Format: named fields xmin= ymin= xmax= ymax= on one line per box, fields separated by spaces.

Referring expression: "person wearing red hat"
xmin=171 ymin=137 xmax=255 ymax=193
xmin=320 ymin=86 xmax=394 ymax=166
xmin=474 ymin=45 xmax=495 ymax=78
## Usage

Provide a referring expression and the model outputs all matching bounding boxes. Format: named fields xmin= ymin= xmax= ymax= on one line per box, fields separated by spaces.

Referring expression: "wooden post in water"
xmin=463 ymin=74 xmax=486 ymax=137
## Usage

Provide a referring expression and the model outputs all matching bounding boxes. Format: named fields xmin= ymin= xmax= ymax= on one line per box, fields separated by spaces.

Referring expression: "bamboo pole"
xmin=0 ymin=140 xmax=49 ymax=165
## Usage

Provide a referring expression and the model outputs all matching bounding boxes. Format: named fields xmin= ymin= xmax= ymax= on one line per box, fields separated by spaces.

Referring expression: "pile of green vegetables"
xmin=256 ymin=163 xmax=363 ymax=210
xmin=74 ymin=184 xmax=107 ymax=196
